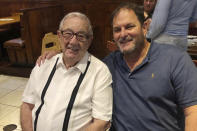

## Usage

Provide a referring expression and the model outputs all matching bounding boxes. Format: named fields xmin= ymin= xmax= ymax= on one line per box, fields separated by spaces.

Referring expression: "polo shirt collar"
xmin=57 ymin=52 xmax=90 ymax=74
xmin=117 ymin=42 xmax=160 ymax=73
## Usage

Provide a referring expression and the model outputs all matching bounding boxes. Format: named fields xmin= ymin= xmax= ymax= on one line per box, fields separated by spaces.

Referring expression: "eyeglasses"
xmin=60 ymin=30 xmax=89 ymax=42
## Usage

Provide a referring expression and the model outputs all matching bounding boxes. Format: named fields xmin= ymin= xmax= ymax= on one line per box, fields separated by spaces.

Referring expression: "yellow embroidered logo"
xmin=152 ymin=73 xmax=154 ymax=78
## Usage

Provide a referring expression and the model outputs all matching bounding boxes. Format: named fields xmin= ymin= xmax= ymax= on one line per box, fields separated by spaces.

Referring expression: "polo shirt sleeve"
xmin=92 ymin=65 xmax=113 ymax=121
xmin=22 ymin=65 xmax=39 ymax=104
xmin=171 ymin=52 xmax=197 ymax=108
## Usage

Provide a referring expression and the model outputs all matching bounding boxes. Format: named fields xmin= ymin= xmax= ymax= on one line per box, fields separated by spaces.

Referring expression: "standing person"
xmin=147 ymin=0 xmax=197 ymax=50
xmin=143 ymin=0 xmax=157 ymax=18
xmin=20 ymin=12 xmax=113 ymax=131
xmin=36 ymin=3 xmax=197 ymax=131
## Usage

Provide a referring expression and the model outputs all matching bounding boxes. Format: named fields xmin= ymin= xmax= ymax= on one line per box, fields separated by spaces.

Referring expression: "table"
xmin=0 ymin=15 xmax=20 ymax=59
xmin=0 ymin=15 xmax=20 ymax=28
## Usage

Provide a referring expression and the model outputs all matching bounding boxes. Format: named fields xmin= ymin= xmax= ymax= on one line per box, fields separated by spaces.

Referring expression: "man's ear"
xmin=143 ymin=18 xmax=151 ymax=34
xmin=89 ymin=35 xmax=93 ymax=43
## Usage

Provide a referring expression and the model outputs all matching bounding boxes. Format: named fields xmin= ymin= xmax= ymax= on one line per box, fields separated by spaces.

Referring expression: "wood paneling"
xmin=0 ymin=0 xmax=143 ymax=76
xmin=20 ymin=5 xmax=64 ymax=65
xmin=0 ymin=1 xmax=55 ymax=17
xmin=3 ymin=5 xmax=63 ymax=67
xmin=0 ymin=0 xmax=143 ymax=59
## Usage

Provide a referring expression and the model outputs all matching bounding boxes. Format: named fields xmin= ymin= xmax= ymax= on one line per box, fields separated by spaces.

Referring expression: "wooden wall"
xmin=0 ymin=1 xmax=58 ymax=17
xmin=0 ymin=0 xmax=143 ymax=61
xmin=20 ymin=5 xmax=64 ymax=65
xmin=189 ymin=22 xmax=197 ymax=36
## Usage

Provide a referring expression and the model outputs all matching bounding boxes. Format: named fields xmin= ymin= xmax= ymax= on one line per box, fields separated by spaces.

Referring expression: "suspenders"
xmin=34 ymin=57 xmax=90 ymax=131
xmin=34 ymin=58 xmax=59 ymax=131
xmin=62 ymin=61 xmax=90 ymax=131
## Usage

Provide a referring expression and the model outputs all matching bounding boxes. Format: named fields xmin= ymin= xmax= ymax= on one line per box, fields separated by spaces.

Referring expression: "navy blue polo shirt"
xmin=103 ymin=42 xmax=197 ymax=131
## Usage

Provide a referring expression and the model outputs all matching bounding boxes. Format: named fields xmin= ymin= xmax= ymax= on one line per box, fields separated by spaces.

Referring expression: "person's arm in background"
xmin=146 ymin=0 xmax=172 ymax=39
xmin=184 ymin=105 xmax=197 ymax=131
xmin=20 ymin=102 xmax=34 ymax=131
xmin=189 ymin=4 xmax=197 ymax=31
xmin=190 ymin=2 xmax=197 ymax=23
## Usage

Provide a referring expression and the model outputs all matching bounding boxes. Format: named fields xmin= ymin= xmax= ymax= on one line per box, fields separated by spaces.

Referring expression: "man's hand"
xmin=81 ymin=118 xmax=110 ymax=131
xmin=36 ymin=50 xmax=59 ymax=66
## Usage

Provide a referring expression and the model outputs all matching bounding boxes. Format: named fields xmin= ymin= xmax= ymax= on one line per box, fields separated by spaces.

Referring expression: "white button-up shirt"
xmin=22 ymin=52 xmax=113 ymax=131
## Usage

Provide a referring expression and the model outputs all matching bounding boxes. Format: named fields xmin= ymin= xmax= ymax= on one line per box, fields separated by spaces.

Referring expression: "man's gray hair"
xmin=59 ymin=12 xmax=93 ymax=36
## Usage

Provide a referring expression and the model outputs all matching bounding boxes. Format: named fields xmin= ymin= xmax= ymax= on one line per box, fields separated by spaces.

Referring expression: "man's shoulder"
xmin=151 ymin=42 xmax=191 ymax=65
xmin=88 ymin=54 xmax=112 ymax=77
xmin=30 ymin=54 xmax=60 ymax=80
xmin=35 ymin=54 xmax=61 ymax=71
xmin=44 ymin=54 xmax=61 ymax=66
xmin=90 ymin=54 xmax=109 ymax=69
xmin=152 ymin=42 xmax=185 ymax=56
xmin=103 ymin=51 xmax=121 ymax=63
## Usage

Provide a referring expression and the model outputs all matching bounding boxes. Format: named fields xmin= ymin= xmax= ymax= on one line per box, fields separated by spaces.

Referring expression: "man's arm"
xmin=83 ymin=118 xmax=110 ymax=131
xmin=20 ymin=102 xmax=34 ymax=131
xmin=84 ymin=60 xmax=112 ymax=131
xmin=190 ymin=3 xmax=197 ymax=23
xmin=184 ymin=105 xmax=197 ymax=131
xmin=147 ymin=0 xmax=171 ymax=39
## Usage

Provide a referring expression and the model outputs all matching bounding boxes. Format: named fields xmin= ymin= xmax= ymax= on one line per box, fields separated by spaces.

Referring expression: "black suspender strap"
xmin=62 ymin=61 xmax=90 ymax=131
xmin=34 ymin=57 xmax=59 ymax=131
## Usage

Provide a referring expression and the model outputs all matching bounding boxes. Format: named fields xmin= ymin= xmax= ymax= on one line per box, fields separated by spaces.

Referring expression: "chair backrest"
xmin=42 ymin=32 xmax=61 ymax=54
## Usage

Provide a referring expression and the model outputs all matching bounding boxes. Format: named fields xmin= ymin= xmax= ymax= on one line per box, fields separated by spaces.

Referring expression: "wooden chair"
xmin=0 ymin=28 xmax=12 ymax=58
xmin=3 ymin=38 xmax=26 ymax=65
xmin=41 ymin=32 xmax=61 ymax=54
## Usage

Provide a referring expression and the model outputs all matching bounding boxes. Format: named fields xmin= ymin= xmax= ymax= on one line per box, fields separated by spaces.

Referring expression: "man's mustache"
xmin=118 ymin=36 xmax=133 ymax=43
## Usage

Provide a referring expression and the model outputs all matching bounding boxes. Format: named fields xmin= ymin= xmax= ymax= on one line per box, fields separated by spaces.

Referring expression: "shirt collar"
xmin=57 ymin=52 xmax=90 ymax=74
xmin=116 ymin=42 xmax=159 ymax=73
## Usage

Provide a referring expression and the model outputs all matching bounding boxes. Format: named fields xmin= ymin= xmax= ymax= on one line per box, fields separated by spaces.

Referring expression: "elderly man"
xmin=20 ymin=12 xmax=112 ymax=131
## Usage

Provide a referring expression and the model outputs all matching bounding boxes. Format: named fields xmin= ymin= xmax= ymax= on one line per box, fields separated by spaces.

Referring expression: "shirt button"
xmin=129 ymin=76 xmax=135 ymax=79
xmin=128 ymin=74 xmax=135 ymax=79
